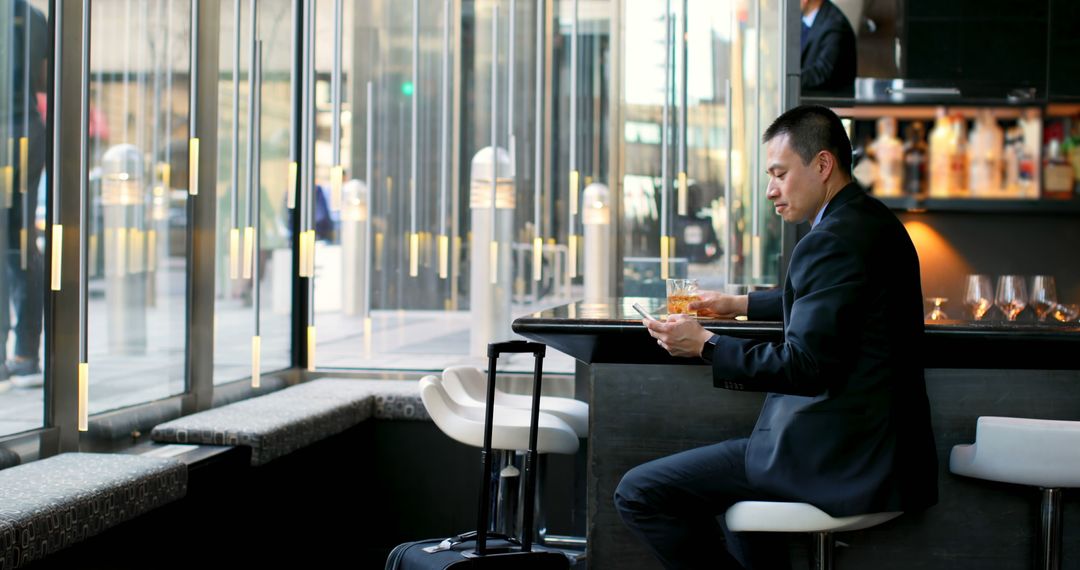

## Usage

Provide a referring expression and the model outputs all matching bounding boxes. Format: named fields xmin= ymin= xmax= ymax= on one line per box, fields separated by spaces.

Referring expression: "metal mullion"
xmin=47 ymin=0 xmax=84 ymax=453
xmin=185 ymin=0 xmax=220 ymax=414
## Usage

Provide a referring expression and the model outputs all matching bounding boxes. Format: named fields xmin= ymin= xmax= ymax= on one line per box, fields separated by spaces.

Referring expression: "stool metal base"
xmin=1039 ymin=487 xmax=1063 ymax=570
xmin=813 ymin=532 xmax=834 ymax=570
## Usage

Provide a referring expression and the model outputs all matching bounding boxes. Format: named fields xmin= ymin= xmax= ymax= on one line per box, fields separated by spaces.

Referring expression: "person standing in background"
xmin=800 ymin=0 xmax=857 ymax=95
xmin=2 ymin=0 xmax=48 ymax=388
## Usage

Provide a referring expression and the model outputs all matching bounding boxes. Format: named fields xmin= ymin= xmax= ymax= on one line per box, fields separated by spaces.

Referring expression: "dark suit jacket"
xmin=707 ymin=183 xmax=938 ymax=517
xmin=801 ymin=0 xmax=857 ymax=94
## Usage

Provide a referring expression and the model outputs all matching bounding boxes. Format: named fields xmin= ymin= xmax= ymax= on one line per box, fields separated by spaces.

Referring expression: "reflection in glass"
xmin=87 ymin=0 xmax=190 ymax=413
xmin=214 ymin=0 xmax=291 ymax=384
xmin=0 ymin=0 xmax=48 ymax=435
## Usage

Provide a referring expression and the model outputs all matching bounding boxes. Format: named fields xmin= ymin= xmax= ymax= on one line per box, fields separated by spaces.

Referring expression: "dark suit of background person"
xmin=614 ymin=105 xmax=937 ymax=570
xmin=801 ymin=0 xmax=857 ymax=95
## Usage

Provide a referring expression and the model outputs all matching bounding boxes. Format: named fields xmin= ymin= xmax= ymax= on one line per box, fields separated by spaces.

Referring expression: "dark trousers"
xmin=614 ymin=438 xmax=791 ymax=570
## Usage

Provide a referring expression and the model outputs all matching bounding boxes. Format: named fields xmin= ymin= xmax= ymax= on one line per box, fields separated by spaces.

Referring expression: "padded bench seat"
xmin=0 ymin=453 xmax=187 ymax=568
xmin=150 ymin=379 xmax=427 ymax=466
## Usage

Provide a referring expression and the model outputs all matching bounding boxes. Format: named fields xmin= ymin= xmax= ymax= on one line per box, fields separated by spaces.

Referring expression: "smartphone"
xmin=632 ymin=302 xmax=659 ymax=322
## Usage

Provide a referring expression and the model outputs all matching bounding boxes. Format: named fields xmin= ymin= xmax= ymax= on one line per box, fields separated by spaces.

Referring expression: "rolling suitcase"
xmin=385 ymin=341 xmax=571 ymax=570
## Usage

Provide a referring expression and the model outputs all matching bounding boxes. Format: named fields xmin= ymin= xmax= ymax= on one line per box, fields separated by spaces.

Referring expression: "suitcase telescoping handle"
xmin=475 ymin=341 xmax=547 ymax=556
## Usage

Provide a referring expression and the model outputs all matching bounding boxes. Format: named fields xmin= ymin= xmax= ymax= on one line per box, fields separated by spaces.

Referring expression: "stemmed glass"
xmin=1030 ymin=275 xmax=1057 ymax=322
xmin=925 ymin=297 xmax=949 ymax=321
xmin=962 ymin=275 xmax=993 ymax=321
xmin=995 ymin=275 xmax=1028 ymax=321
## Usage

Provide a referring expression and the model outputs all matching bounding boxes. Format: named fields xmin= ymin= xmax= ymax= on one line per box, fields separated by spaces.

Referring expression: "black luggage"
xmin=385 ymin=341 xmax=571 ymax=570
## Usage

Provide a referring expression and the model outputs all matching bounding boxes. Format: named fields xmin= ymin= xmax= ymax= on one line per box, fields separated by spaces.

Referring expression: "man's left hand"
xmin=643 ymin=314 xmax=715 ymax=358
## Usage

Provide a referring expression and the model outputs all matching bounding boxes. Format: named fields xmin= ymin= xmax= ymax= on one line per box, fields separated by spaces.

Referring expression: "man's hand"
xmin=689 ymin=291 xmax=749 ymax=319
xmin=644 ymin=314 xmax=715 ymax=358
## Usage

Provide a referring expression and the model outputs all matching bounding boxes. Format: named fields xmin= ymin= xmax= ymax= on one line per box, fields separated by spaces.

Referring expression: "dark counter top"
xmin=512 ymin=298 xmax=1080 ymax=369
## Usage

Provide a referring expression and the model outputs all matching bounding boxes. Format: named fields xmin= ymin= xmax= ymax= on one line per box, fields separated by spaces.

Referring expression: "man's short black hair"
xmin=762 ymin=105 xmax=852 ymax=176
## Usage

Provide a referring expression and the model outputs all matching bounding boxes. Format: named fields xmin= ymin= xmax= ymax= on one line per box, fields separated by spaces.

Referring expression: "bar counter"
xmin=513 ymin=298 xmax=1080 ymax=569
xmin=512 ymin=297 xmax=1080 ymax=369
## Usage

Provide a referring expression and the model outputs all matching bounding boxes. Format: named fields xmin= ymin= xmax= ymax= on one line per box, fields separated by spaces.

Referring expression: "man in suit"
xmin=614 ymin=105 xmax=938 ymax=569
xmin=801 ymin=0 xmax=857 ymax=95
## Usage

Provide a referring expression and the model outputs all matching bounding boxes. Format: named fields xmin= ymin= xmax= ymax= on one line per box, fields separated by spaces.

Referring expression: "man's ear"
xmin=816 ymin=150 xmax=835 ymax=182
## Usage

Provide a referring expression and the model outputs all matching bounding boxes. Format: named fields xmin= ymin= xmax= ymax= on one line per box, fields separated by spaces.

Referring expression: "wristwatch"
xmin=700 ymin=334 xmax=721 ymax=363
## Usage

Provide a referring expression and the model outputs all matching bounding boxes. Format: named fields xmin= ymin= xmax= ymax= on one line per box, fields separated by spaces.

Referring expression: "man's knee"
xmin=614 ymin=462 xmax=656 ymax=519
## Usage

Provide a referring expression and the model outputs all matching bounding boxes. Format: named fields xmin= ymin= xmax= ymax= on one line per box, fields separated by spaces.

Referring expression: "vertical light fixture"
xmin=329 ymin=0 xmax=343 ymax=212
xmin=188 ymin=0 xmax=200 ymax=196
xmin=78 ymin=0 xmax=92 ymax=432
xmin=438 ymin=0 xmax=451 ymax=279
xmin=162 ymin=0 xmax=174 ymax=199
xmin=567 ymin=0 xmax=578 ymax=279
xmin=19 ymin=0 xmax=30 ymax=270
xmin=724 ymin=76 xmax=733 ymax=286
xmin=489 ymin=4 xmax=498 ymax=285
xmin=229 ymin=0 xmax=241 ymax=280
xmin=297 ymin=0 xmax=311 ymax=278
xmin=363 ymin=81 xmax=374 ymax=354
xmin=507 ymin=0 xmax=516 ymax=177
xmin=677 ymin=0 xmax=688 ymax=217
xmin=408 ymin=0 xmax=420 ymax=277
xmin=49 ymin=0 xmax=64 ymax=291
xmin=242 ymin=0 xmax=258 ymax=280
xmin=751 ymin=0 xmax=762 ymax=282
xmin=286 ymin=0 xmax=297 ymax=209
xmin=251 ymin=40 xmax=263 ymax=388
xmin=532 ymin=0 xmax=543 ymax=283
xmin=304 ymin=0 xmax=316 ymax=371
xmin=659 ymin=0 xmax=672 ymax=280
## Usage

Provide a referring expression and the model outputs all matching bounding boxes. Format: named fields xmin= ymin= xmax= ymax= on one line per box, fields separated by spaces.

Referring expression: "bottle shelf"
xmin=879 ymin=195 xmax=1080 ymax=215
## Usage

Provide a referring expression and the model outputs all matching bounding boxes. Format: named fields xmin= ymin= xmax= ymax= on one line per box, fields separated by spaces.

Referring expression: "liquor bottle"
xmin=1043 ymin=139 xmax=1075 ymax=199
xmin=902 ymin=121 xmax=928 ymax=197
xmin=1018 ymin=109 xmax=1042 ymax=198
xmin=872 ymin=117 xmax=903 ymax=197
xmin=949 ymin=114 xmax=968 ymax=196
xmin=928 ymin=109 xmax=953 ymax=197
xmin=967 ymin=110 xmax=1003 ymax=196
xmin=1003 ymin=127 xmax=1021 ymax=196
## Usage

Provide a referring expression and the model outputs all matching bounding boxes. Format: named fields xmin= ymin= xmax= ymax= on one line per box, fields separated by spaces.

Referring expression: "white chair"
xmin=951 ymin=416 xmax=1080 ymax=570
xmin=724 ymin=501 xmax=902 ymax=570
xmin=442 ymin=365 xmax=589 ymax=438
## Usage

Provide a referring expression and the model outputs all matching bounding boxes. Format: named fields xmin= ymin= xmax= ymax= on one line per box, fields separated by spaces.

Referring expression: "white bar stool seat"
xmin=442 ymin=366 xmax=589 ymax=438
xmin=724 ymin=501 xmax=901 ymax=570
xmin=419 ymin=375 xmax=579 ymax=455
xmin=440 ymin=364 xmax=587 ymax=436
xmin=950 ymin=416 xmax=1080 ymax=569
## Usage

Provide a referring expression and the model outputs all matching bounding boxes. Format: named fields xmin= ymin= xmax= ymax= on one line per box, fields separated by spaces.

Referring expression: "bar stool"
xmin=723 ymin=501 xmax=902 ymax=570
xmin=419 ymin=375 xmax=579 ymax=540
xmin=442 ymin=365 xmax=589 ymax=438
xmin=950 ymin=416 xmax=1080 ymax=570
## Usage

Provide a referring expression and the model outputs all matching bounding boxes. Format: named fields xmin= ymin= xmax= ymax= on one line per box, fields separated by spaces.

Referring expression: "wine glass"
xmin=925 ymin=297 xmax=949 ymax=321
xmin=1030 ymin=275 xmax=1057 ymax=322
xmin=995 ymin=275 xmax=1028 ymax=321
xmin=962 ymin=274 xmax=993 ymax=320
xmin=1052 ymin=303 xmax=1079 ymax=323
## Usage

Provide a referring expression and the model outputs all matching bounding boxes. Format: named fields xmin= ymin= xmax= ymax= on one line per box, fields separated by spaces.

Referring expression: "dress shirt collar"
xmin=802 ymin=7 xmax=820 ymax=29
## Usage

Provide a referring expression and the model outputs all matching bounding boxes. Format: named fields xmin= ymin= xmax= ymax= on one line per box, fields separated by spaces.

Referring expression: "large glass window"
xmin=621 ymin=0 xmax=784 ymax=296
xmin=213 ymin=0 xmax=292 ymax=385
xmin=0 ymin=0 xmax=48 ymax=436
xmin=86 ymin=0 xmax=191 ymax=413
